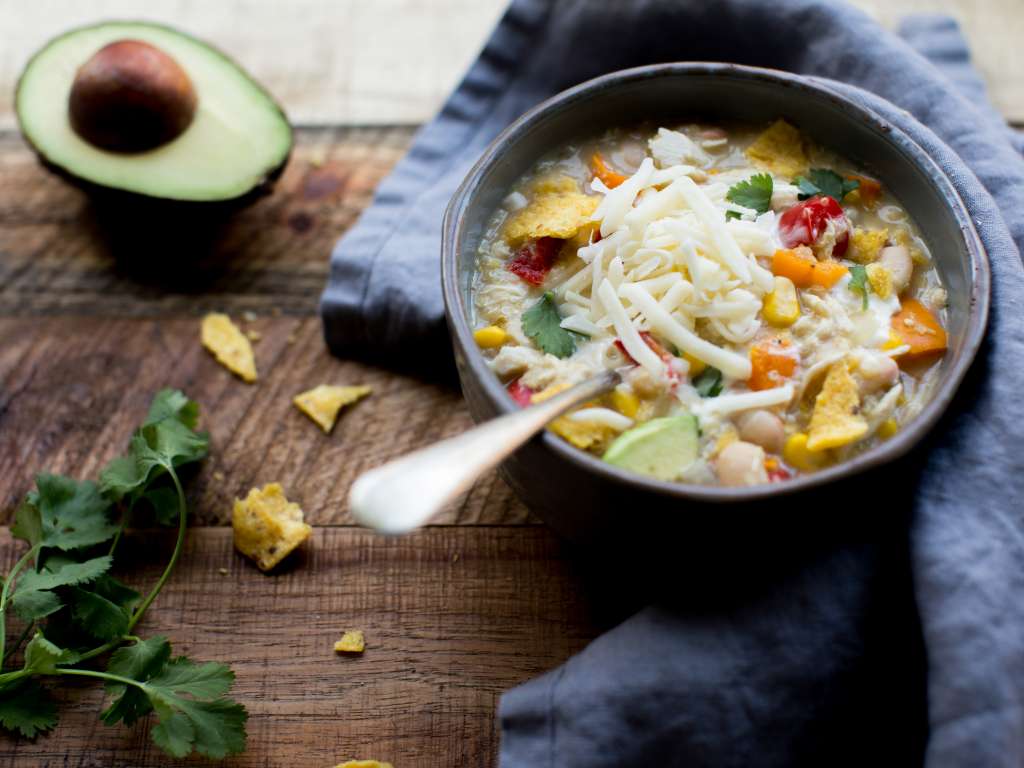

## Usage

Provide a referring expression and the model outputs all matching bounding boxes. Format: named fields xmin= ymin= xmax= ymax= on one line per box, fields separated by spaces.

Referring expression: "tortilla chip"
xmin=232 ymin=484 xmax=311 ymax=572
xmin=334 ymin=630 xmax=365 ymax=654
xmin=745 ymin=120 xmax=808 ymax=178
xmin=201 ymin=313 xmax=257 ymax=383
xmin=294 ymin=385 xmax=371 ymax=433
xmin=503 ymin=175 xmax=598 ymax=244
xmin=865 ymin=263 xmax=893 ymax=299
xmin=807 ymin=359 xmax=868 ymax=451
xmin=848 ymin=227 xmax=889 ymax=264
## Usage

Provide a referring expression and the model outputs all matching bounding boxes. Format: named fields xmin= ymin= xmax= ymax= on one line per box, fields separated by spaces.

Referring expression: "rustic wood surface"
xmin=0 ymin=0 xmax=1020 ymax=128
xmin=0 ymin=527 xmax=611 ymax=768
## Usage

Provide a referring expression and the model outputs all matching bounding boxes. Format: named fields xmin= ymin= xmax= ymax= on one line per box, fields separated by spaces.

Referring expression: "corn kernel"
xmin=882 ymin=330 xmax=904 ymax=351
xmin=473 ymin=325 xmax=507 ymax=349
xmin=610 ymin=387 xmax=640 ymax=419
xmin=783 ymin=432 xmax=829 ymax=472
xmin=683 ymin=351 xmax=707 ymax=377
xmin=763 ymin=276 xmax=800 ymax=327
xmin=877 ymin=418 xmax=899 ymax=440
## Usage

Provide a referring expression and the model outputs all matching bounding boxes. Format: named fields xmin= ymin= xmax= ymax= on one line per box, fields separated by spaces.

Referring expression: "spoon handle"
xmin=348 ymin=370 xmax=621 ymax=534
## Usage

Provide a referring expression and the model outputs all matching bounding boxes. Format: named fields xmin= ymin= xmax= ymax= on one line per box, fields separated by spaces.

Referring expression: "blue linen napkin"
xmin=321 ymin=2 xmax=1024 ymax=765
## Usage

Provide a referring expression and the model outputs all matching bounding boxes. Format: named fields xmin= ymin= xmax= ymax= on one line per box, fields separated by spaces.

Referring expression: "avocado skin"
xmin=15 ymin=21 xmax=293 ymax=207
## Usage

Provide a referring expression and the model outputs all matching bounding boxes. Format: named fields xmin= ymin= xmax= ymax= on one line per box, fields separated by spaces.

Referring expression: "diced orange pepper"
xmin=847 ymin=174 xmax=883 ymax=207
xmin=749 ymin=337 xmax=799 ymax=391
xmin=591 ymin=152 xmax=628 ymax=189
xmin=890 ymin=299 xmax=947 ymax=359
xmin=771 ymin=248 xmax=848 ymax=289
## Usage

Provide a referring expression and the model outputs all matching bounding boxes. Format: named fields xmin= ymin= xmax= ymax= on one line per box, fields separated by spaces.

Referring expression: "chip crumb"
xmin=452 ymin=552 xmax=460 ymax=563
xmin=232 ymin=483 xmax=312 ymax=572
xmin=502 ymin=174 xmax=598 ymax=244
xmin=294 ymin=385 xmax=372 ymax=433
xmin=334 ymin=630 xmax=365 ymax=654
xmin=745 ymin=119 xmax=808 ymax=178
xmin=807 ymin=359 xmax=868 ymax=451
xmin=334 ymin=761 xmax=393 ymax=768
xmin=201 ymin=313 xmax=257 ymax=383
xmin=271 ymin=307 xmax=283 ymax=316
xmin=218 ymin=567 xmax=228 ymax=575
xmin=246 ymin=329 xmax=262 ymax=342
xmin=212 ymin=470 xmax=225 ymax=483
xmin=286 ymin=333 xmax=298 ymax=344
xmin=242 ymin=311 xmax=258 ymax=322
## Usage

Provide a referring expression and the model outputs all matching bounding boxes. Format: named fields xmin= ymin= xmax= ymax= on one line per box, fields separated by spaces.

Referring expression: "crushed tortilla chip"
xmin=232 ymin=484 xmax=312 ymax=572
xmin=294 ymin=385 xmax=371 ymax=433
xmin=530 ymin=384 xmax=612 ymax=450
xmin=335 ymin=762 xmax=394 ymax=768
xmin=744 ymin=119 xmax=808 ymax=178
xmin=865 ymin=263 xmax=893 ymax=299
xmin=503 ymin=175 xmax=598 ymax=244
xmin=848 ymin=228 xmax=889 ymax=264
xmin=201 ymin=313 xmax=257 ymax=382
xmin=334 ymin=630 xmax=365 ymax=654
xmin=807 ymin=359 xmax=868 ymax=451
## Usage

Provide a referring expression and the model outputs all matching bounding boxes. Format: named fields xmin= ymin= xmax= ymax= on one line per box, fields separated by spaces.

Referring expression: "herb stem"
xmin=0 ymin=545 xmax=39 ymax=665
xmin=54 ymin=667 xmax=148 ymax=691
xmin=3 ymin=621 xmax=35 ymax=665
xmin=127 ymin=467 xmax=187 ymax=632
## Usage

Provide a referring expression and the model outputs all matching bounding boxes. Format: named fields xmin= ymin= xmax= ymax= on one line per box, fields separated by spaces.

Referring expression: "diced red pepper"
xmin=507 ymin=378 xmax=535 ymax=407
xmin=767 ymin=465 xmax=792 ymax=483
xmin=778 ymin=196 xmax=849 ymax=256
xmin=507 ymin=237 xmax=562 ymax=285
xmin=613 ymin=331 xmax=672 ymax=365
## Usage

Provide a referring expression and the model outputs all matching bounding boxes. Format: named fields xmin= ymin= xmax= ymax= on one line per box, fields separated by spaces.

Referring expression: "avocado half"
xmin=16 ymin=22 xmax=292 ymax=203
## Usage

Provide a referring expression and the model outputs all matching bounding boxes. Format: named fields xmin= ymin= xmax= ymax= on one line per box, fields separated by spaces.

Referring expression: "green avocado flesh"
xmin=602 ymin=414 xmax=699 ymax=481
xmin=17 ymin=22 xmax=292 ymax=202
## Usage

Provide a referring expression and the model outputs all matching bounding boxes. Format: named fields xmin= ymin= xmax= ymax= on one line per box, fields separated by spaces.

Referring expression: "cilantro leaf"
xmin=15 ymin=555 xmax=112 ymax=594
xmin=522 ymin=292 xmax=579 ymax=359
xmin=849 ymin=264 xmax=871 ymax=309
xmin=144 ymin=658 xmax=247 ymax=759
xmin=101 ymin=421 xmax=208 ymax=501
xmin=145 ymin=389 xmax=199 ymax=430
xmin=69 ymin=586 xmax=130 ymax=641
xmin=693 ymin=367 xmax=724 ymax=398
xmin=726 ymin=173 xmax=773 ymax=214
xmin=794 ymin=168 xmax=860 ymax=201
xmin=10 ymin=588 xmax=62 ymax=622
xmin=150 ymin=697 xmax=248 ymax=759
xmin=0 ymin=679 xmax=57 ymax=738
xmin=102 ymin=636 xmax=172 ymax=726
xmin=11 ymin=498 xmax=43 ymax=548
xmin=29 ymin=475 xmax=118 ymax=551
xmin=724 ymin=210 xmax=743 ymax=221
xmin=144 ymin=486 xmax=181 ymax=527
xmin=24 ymin=633 xmax=78 ymax=674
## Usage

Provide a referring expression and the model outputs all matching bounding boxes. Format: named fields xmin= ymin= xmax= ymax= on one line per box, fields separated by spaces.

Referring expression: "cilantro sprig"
xmin=522 ymin=292 xmax=583 ymax=359
xmin=693 ymin=367 xmax=724 ymax=398
xmin=795 ymin=168 xmax=860 ymax=201
xmin=0 ymin=390 xmax=247 ymax=758
xmin=726 ymin=173 xmax=774 ymax=217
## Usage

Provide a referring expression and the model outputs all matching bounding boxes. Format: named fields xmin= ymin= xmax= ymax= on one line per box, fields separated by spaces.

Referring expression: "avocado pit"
xmin=69 ymin=39 xmax=197 ymax=153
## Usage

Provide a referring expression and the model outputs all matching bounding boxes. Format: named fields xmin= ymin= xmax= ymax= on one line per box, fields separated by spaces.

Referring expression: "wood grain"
xmin=0 ymin=0 xmax=1020 ymax=127
xmin=0 ymin=526 xmax=604 ymax=767
xmin=0 ymin=127 xmax=413 ymax=318
xmin=0 ymin=315 xmax=531 ymax=527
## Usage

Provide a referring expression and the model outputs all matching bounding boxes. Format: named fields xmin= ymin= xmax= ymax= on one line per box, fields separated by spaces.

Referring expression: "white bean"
xmin=879 ymin=245 xmax=913 ymax=295
xmin=716 ymin=441 xmax=769 ymax=487
xmin=735 ymin=410 xmax=785 ymax=453
xmin=856 ymin=352 xmax=899 ymax=395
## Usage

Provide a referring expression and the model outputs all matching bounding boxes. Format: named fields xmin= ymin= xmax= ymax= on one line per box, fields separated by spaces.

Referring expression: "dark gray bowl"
xmin=441 ymin=63 xmax=989 ymax=542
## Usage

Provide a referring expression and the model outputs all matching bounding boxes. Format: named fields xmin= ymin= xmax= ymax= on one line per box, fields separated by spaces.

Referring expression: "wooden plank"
xmin=0 ymin=127 xmax=414 ymax=318
xmin=0 ymin=0 xmax=1020 ymax=128
xmin=0 ymin=316 xmax=532 ymax=526
xmin=0 ymin=525 xmax=602 ymax=767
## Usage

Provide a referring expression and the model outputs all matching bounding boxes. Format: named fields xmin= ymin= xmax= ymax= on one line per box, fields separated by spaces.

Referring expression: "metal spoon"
xmin=348 ymin=370 xmax=621 ymax=534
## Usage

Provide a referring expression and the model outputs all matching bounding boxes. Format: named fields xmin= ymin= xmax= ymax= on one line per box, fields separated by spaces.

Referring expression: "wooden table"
xmin=0 ymin=3 xmax=1019 ymax=766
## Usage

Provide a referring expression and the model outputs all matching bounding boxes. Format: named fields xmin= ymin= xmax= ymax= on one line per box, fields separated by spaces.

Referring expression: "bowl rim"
xmin=441 ymin=61 xmax=990 ymax=503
